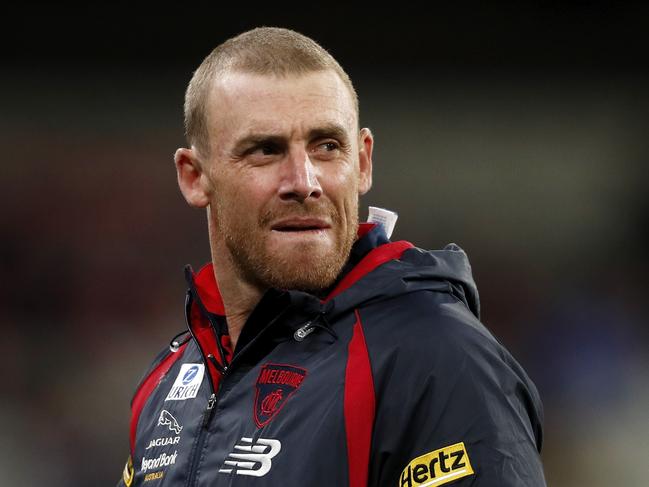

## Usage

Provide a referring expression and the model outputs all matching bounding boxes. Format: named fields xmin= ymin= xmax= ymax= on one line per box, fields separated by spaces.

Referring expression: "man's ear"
xmin=358 ymin=127 xmax=373 ymax=195
xmin=174 ymin=148 xmax=210 ymax=208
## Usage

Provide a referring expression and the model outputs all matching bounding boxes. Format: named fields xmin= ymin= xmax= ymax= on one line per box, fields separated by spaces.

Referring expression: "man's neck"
xmin=209 ymin=248 xmax=266 ymax=351
xmin=208 ymin=225 xmax=382 ymax=349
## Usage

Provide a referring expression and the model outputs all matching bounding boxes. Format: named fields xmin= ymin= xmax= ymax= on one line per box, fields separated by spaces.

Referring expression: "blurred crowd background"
xmin=1 ymin=4 xmax=648 ymax=486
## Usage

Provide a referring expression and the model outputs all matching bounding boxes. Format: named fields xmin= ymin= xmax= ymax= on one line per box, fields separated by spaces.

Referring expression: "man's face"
xmin=200 ymin=70 xmax=372 ymax=293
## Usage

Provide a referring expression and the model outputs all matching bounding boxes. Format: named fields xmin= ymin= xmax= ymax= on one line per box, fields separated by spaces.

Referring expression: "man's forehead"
xmin=213 ymin=69 xmax=349 ymax=98
xmin=207 ymin=70 xmax=357 ymax=142
xmin=234 ymin=118 xmax=353 ymax=140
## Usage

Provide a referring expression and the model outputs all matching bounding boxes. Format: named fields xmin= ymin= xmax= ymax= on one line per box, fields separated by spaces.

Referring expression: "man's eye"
xmin=321 ymin=142 xmax=339 ymax=151
xmin=255 ymin=144 xmax=280 ymax=156
xmin=313 ymin=141 xmax=340 ymax=154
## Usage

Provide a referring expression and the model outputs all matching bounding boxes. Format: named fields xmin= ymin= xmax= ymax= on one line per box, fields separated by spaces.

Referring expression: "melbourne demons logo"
xmin=254 ymin=363 xmax=307 ymax=428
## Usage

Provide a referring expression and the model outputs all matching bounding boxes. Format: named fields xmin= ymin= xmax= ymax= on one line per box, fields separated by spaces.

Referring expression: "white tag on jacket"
xmin=368 ymin=206 xmax=398 ymax=238
xmin=165 ymin=363 xmax=205 ymax=401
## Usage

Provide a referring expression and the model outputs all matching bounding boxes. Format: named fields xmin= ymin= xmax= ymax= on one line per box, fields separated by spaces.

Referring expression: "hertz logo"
xmin=399 ymin=442 xmax=474 ymax=487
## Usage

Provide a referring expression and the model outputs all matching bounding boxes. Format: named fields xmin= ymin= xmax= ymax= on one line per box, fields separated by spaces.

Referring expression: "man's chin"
xmin=225 ymin=222 xmax=357 ymax=294
xmin=263 ymin=254 xmax=342 ymax=293
xmin=267 ymin=237 xmax=337 ymax=267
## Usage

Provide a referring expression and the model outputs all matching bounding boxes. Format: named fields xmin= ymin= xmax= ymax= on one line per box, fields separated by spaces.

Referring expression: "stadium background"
xmin=1 ymin=4 xmax=648 ymax=485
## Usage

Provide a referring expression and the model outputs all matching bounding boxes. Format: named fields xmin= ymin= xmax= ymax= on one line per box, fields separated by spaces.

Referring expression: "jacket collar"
xmin=190 ymin=222 xmax=398 ymax=315
xmin=184 ymin=223 xmax=414 ymax=371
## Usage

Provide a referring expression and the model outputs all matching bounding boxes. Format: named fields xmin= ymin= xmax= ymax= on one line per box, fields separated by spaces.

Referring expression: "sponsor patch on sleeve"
xmin=399 ymin=442 xmax=474 ymax=487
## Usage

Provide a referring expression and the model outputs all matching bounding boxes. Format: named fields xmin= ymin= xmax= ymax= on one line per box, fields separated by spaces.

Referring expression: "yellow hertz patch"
xmin=399 ymin=442 xmax=474 ymax=487
xmin=122 ymin=455 xmax=134 ymax=487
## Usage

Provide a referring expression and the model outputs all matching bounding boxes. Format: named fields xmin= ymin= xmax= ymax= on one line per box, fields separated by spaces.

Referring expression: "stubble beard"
xmin=217 ymin=199 xmax=358 ymax=294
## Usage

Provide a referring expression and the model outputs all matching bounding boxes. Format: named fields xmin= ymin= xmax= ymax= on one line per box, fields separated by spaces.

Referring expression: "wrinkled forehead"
xmin=205 ymin=70 xmax=358 ymax=145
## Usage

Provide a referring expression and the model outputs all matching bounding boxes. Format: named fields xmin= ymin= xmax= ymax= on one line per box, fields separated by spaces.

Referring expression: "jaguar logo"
xmin=158 ymin=410 xmax=183 ymax=434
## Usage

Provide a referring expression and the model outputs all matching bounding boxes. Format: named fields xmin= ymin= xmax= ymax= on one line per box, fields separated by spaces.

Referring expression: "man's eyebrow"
xmin=231 ymin=123 xmax=351 ymax=154
xmin=231 ymin=134 xmax=286 ymax=154
xmin=307 ymin=123 xmax=350 ymax=143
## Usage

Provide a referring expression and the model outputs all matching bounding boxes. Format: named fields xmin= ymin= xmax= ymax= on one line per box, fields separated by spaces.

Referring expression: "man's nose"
xmin=278 ymin=148 xmax=322 ymax=202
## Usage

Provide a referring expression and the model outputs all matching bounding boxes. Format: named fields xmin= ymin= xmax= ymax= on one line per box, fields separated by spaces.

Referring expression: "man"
xmin=118 ymin=27 xmax=546 ymax=487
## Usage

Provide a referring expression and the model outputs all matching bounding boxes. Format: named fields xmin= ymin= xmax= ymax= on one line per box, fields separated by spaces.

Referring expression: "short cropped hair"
xmin=184 ymin=27 xmax=359 ymax=156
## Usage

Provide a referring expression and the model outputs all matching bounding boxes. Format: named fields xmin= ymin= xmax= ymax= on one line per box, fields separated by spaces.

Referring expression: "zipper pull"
xmin=294 ymin=321 xmax=315 ymax=341
xmin=202 ymin=393 xmax=217 ymax=429
xmin=207 ymin=393 xmax=217 ymax=410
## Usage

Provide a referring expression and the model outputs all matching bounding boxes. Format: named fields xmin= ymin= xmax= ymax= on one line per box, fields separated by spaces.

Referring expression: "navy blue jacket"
xmin=118 ymin=223 xmax=546 ymax=486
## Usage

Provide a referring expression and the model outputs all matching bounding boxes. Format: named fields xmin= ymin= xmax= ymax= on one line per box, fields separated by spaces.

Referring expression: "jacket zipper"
xmin=201 ymin=393 xmax=218 ymax=429
xmin=181 ymin=288 xmax=292 ymax=487
xmin=184 ymin=387 xmax=220 ymax=487
xmin=183 ymin=288 xmax=226 ymax=487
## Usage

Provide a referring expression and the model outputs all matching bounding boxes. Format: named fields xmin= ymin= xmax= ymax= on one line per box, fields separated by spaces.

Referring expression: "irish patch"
xmin=254 ymin=363 xmax=307 ymax=428
xmin=399 ymin=442 xmax=474 ymax=487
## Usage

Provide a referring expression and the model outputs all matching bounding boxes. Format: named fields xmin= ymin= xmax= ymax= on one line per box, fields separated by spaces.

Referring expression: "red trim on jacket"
xmin=194 ymin=263 xmax=226 ymax=315
xmin=188 ymin=300 xmax=233 ymax=388
xmin=356 ymin=222 xmax=376 ymax=239
xmin=129 ymin=343 xmax=188 ymax=454
xmin=324 ymin=240 xmax=414 ymax=301
xmin=189 ymin=265 xmax=233 ymax=388
xmin=344 ymin=310 xmax=376 ymax=487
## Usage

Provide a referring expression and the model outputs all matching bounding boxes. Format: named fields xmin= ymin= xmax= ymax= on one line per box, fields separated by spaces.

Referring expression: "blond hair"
xmin=184 ymin=27 xmax=359 ymax=156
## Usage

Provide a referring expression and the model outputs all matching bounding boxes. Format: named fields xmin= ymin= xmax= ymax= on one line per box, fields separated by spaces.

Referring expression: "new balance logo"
xmin=219 ymin=437 xmax=282 ymax=477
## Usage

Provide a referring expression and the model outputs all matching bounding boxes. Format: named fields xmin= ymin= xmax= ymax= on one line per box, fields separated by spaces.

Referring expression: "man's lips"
xmin=270 ymin=218 xmax=331 ymax=232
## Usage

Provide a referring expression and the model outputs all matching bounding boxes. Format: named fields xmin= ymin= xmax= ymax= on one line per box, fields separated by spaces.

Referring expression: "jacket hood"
xmin=323 ymin=225 xmax=481 ymax=321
